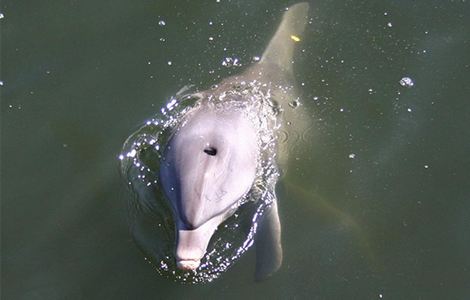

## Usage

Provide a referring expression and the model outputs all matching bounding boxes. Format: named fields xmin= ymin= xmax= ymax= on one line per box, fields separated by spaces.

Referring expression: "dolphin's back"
xmin=259 ymin=2 xmax=310 ymax=76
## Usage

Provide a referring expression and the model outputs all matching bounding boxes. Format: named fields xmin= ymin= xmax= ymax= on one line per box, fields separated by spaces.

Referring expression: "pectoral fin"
xmin=255 ymin=199 xmax=283 ymax=281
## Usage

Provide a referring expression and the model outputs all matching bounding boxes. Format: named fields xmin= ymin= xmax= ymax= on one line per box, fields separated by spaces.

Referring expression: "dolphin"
xmin=158 ymin=2 xmax=310 ymax=279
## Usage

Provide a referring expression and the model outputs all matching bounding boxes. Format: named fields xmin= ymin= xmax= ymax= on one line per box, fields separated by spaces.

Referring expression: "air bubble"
xmin=399 ymin=77 xmax=414 ymax=87
xmin=288 ymin=99 xmax=300 ymax=108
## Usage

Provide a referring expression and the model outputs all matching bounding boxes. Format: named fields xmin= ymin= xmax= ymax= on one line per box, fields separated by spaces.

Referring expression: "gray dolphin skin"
xmin=158 ymin=2 xmax=310 ymax=279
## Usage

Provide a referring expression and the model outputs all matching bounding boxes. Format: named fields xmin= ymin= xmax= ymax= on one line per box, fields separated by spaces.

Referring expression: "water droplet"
xmin=222 ymin=57 xmax=241 ymax=67
xmin=399 ymin=76 xmax=414 ymax=87
xmin=127 ymin=149 xmax=137 ymax=158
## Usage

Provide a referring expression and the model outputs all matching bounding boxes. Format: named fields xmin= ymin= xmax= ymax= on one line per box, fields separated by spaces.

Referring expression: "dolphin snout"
xmin=175 ymin=215 xmax=224 ymax=271
xmin=175 ymin=237 xmax=205 ymax=271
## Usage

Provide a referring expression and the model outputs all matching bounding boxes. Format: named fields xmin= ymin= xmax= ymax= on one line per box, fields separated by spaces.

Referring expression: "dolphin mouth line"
xmin=176 ymin=259 xmax=201 ymax=271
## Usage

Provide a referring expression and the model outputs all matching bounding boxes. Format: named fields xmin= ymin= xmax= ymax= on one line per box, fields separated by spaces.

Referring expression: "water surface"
xmin=2 ymin=0 xmax=469 ymax=299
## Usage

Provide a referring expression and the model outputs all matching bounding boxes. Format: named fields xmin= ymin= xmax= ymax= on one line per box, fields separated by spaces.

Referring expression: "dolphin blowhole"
xmin=203 ymin=146 xmax=217 ymax=156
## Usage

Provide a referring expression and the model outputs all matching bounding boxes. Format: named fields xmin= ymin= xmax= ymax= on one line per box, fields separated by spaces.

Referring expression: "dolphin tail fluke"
xmin=259 ymin=2 xmax=310 ymax=75
xmin=255 ymin=199 xmax=283 ymax=281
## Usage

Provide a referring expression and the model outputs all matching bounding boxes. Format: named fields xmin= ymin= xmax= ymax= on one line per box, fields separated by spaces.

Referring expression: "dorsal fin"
xmin=259 ymin=2 xmax=310 ymax=75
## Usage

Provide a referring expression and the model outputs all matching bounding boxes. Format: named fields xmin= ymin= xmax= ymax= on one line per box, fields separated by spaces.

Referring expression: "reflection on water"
xmin=2 ymin=0 xmax=469 ymax=299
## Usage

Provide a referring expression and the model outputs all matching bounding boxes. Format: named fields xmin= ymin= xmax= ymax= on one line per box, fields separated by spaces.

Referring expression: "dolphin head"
xmin=160 ymin=104 xmax=259 ymax=270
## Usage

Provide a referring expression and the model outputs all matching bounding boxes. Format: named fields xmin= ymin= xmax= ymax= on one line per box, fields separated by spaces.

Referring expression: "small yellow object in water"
xmin=290 ymin=35 xmax=301 ymax=42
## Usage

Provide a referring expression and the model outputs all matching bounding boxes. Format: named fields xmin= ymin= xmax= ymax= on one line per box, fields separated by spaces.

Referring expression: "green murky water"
xmin=2 ymin=0 xmax=469 ymax=299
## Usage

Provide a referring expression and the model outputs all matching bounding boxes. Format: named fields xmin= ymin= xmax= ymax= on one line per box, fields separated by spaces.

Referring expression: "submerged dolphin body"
xmin=159 ymin=3 xmax=310 ymax=279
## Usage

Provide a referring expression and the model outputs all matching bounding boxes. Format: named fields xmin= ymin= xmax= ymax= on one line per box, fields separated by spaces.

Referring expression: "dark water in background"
xmin=1 ymin=0 xmax=469 ymax=299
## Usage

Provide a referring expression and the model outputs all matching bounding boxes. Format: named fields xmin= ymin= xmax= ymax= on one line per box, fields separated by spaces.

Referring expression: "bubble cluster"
xmin=221 ymin=57 xmax=242 ymax=68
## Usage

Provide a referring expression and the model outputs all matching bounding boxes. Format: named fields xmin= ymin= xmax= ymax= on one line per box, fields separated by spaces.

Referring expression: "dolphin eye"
xmin=203 ymin=147 xmax=217 ymax=156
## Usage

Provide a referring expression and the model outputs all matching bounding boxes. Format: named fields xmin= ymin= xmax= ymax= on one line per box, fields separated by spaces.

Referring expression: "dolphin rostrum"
xmin=159 ymin=2 xmax=310 ymax=279
xmin=121 ymin=2 xmax=310 ymax=281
